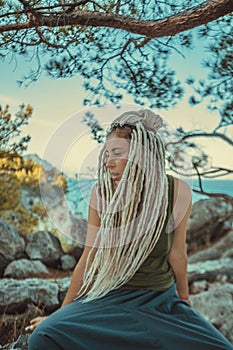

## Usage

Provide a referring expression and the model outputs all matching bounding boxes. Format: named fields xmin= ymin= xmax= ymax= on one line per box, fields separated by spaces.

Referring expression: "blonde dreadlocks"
xmin=77 ymin=109 xmax=168 ymax=302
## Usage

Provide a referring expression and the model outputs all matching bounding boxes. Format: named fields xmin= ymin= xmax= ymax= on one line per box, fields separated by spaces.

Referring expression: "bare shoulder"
xmin=172 ymin=177 xmax=192 ymax=226
xmin=173 ymin=177 xmax=192 ymax=203
xmin=90 ymin=183 xmax=98 ymax=198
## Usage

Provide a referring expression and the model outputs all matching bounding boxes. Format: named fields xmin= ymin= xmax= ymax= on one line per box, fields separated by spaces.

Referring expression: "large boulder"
xmin=189 ymin=230 xmax=233 ymax=264
xmin=68 ymin=217 xmax=87 ymax=249
xmin=0 ymin=277 xmax=71 ymax=314
xmin=67 ymin=242 xmax=83 ymax=261
xmin=4 ymin=259 xmax=49 ymax=278
xmin=25 ymin=231 xmax=63 ymax=267
xmin=56 ymin=277 xmax=72 ymax=303
xmin=39 ymin=182 xmax=88 ymax=250
xmin=0 ymin=219 xmax=25 ymax=276
xmin=187 ymin=197 xmax=233 ymax=253
xmin=60 ymin=254 xmax=76 ymax=271
xmin=0 ymin=278 xmax=59 ymax=313
xmin=188 ymin=257 xmax=233 ymax=284
xmin=190 ymin=282 xmax=233 ymax=344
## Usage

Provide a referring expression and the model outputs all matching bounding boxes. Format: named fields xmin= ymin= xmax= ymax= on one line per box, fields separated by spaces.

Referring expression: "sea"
xmin=191 ymin=179 xmax=233 ymax=202
xmin=66 ymin=177 xmax=233 ymax=220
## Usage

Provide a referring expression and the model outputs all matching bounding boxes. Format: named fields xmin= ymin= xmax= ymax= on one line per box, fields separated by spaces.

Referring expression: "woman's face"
xmin=105 ymin=133 xmax=130 ymax=184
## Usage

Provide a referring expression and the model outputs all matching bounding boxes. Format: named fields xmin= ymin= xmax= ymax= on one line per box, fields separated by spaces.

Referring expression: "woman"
xmin=28 ymin=109 xmax=233 ymax=350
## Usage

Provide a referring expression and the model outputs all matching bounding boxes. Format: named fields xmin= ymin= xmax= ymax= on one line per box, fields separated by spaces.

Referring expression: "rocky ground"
xmin=0 ymin=196 xmax=233 ymax=349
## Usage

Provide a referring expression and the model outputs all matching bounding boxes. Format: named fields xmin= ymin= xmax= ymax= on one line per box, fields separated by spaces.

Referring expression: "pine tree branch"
xmin=1 ymin=0 xmax=232 ymax=38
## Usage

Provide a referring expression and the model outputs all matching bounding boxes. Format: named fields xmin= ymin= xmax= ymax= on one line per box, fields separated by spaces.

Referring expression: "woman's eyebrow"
xmin=112 ymin=147 xmax=124 ymax=151
xmin=106 ymin=147 xmax=124 ymax=153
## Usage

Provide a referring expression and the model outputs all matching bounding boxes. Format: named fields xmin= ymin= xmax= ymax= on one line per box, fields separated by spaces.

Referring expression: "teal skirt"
xmin=28 ymin=284 xmax=233 ymax=350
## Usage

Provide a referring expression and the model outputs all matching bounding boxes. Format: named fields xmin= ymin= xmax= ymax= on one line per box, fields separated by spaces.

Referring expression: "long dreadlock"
xmin=77 ymin=109 xmax=168 ymax=302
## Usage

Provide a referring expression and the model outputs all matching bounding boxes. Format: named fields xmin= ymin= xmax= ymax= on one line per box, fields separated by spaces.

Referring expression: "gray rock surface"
xmin=0 ymin=219 xmax=25 ymax=276
xmin=190 ymin=280 xmax=208 ymax=294
xmin=0 ymin=278 xmax=60 ymax=313
xmin=4 ymin=259 xmax=49 ymax=278
xmin=186 ymin=197 xmax=233 ymax=253
xmin=25 ymin=231 xmax=62 ymax=266
xmin=56 ymin=277 xmax=72 ymax=303
xmin=68 ymin=242 xmax=83 ymax=260
xmin=60 ymin=254 xmax=76 ymax=271
xmin=188 ymin=257 xmax=233 ymax=284
xmin=189 ymin=230 xmax=233 ymax=263
xmin=1 ymin=334 xmax=30 ymax=350
xmin=1 ymin=198 xmax=233 ymax=348
xmin=39 ymin=182 xmax=88 ymax=247
xmin=190 ymin=282 xmax=233 ymax=344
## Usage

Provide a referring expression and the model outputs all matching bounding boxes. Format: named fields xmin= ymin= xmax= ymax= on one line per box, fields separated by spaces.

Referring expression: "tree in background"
xmin=0 ymin=1 xmax=232 ymax=118
xmin=0 ymin=104 xmax=67 ymax=232
xmin=0 ymin=0 xmax=232 ymax=195
xmin=0 ymin=104 xmax=32 ymax=209
xmin=0 ymin=104 xmax=32 ymax=158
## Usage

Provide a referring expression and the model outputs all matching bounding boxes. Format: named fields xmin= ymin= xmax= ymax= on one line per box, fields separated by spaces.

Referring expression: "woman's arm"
xmin=61 ymin=246 xmax=96 ymax=307
xmin=168 ymin=178 xmax=192 ymax=300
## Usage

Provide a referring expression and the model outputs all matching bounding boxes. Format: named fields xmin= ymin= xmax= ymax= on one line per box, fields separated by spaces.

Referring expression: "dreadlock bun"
xmin=110 ymin=109 xmax=163 ymax=133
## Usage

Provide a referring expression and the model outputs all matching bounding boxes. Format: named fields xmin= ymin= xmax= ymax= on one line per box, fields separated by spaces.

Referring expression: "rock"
xmin=1 ymin=334 xmax=30 ymax=350
xmin=188 ymin=258 xmax=233 ymax=284
xmin=0 ymin=278 xmax=59 ymax=313
xmin=40 ymin=183 xmax=65 ymax=208
xmin=4 ymin=259 xmax=49 ymax=278
xmin=25 ymin=231 xmax=62 ymax=267
xmin=190 ymin=280 xmax=208 ymax=294
xmin=21 ymin=186 xmax=40 ymax=210
xmin=189 ymin=230 xmax=233 ymax=263
xmin=187 ymin=198 xmax=233 ymax=253
xmin=69 ymin=217 xmax=87 ymax=248
xmin=39 ymin=183 xmax=88 ymax=249
xmin=0 ymin=219 xmax=25 ymax=276
xmin=0 ymin=277 xmax=71 ymax=314
xmin=223 ymin=247 xmax=233 ymax=259
xmin=67 ymin=243 xmax=83 ymax=261
xmin=60 ymin=254 xmax=76 ymax=271
xmin=56 ymin=277 xmax=71 ymax=303
xmin=190 ymin=282 xmax=233 ymax=344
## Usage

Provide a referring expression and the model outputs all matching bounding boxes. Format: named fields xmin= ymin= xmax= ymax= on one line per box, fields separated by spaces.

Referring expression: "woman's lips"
xmin=110 ymin=173 xmax=120 ymax=180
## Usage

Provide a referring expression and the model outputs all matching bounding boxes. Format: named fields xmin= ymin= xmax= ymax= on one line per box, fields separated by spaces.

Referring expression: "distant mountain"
xmin=23 ymin=153 xmax=93 ymax=219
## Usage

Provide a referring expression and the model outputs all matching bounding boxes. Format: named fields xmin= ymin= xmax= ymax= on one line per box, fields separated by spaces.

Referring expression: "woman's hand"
xmin=25 ymin=316 xmax=47 ymax=332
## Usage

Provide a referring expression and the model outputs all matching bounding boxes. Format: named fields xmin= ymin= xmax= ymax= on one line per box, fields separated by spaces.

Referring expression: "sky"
xmin=1 ymin=31 xmax=232 ymax=180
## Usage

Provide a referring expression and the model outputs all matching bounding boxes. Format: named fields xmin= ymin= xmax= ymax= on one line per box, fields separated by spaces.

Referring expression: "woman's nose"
xmin=106 ymin=157 xmax=115 ymax=168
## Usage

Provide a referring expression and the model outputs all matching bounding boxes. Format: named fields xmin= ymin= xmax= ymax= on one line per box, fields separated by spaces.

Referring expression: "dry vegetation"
xmin=0 ymin=154 xmax=67 ymax=234
xmin=0 ymin=154 xmax=69 ymax=346
xmin=0 ymin=268 xmax=72 ymax=346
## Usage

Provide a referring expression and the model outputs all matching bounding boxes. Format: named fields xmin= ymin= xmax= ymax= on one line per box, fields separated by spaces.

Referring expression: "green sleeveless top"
xmin=120 ymin=174 xmax=175 ymax=291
